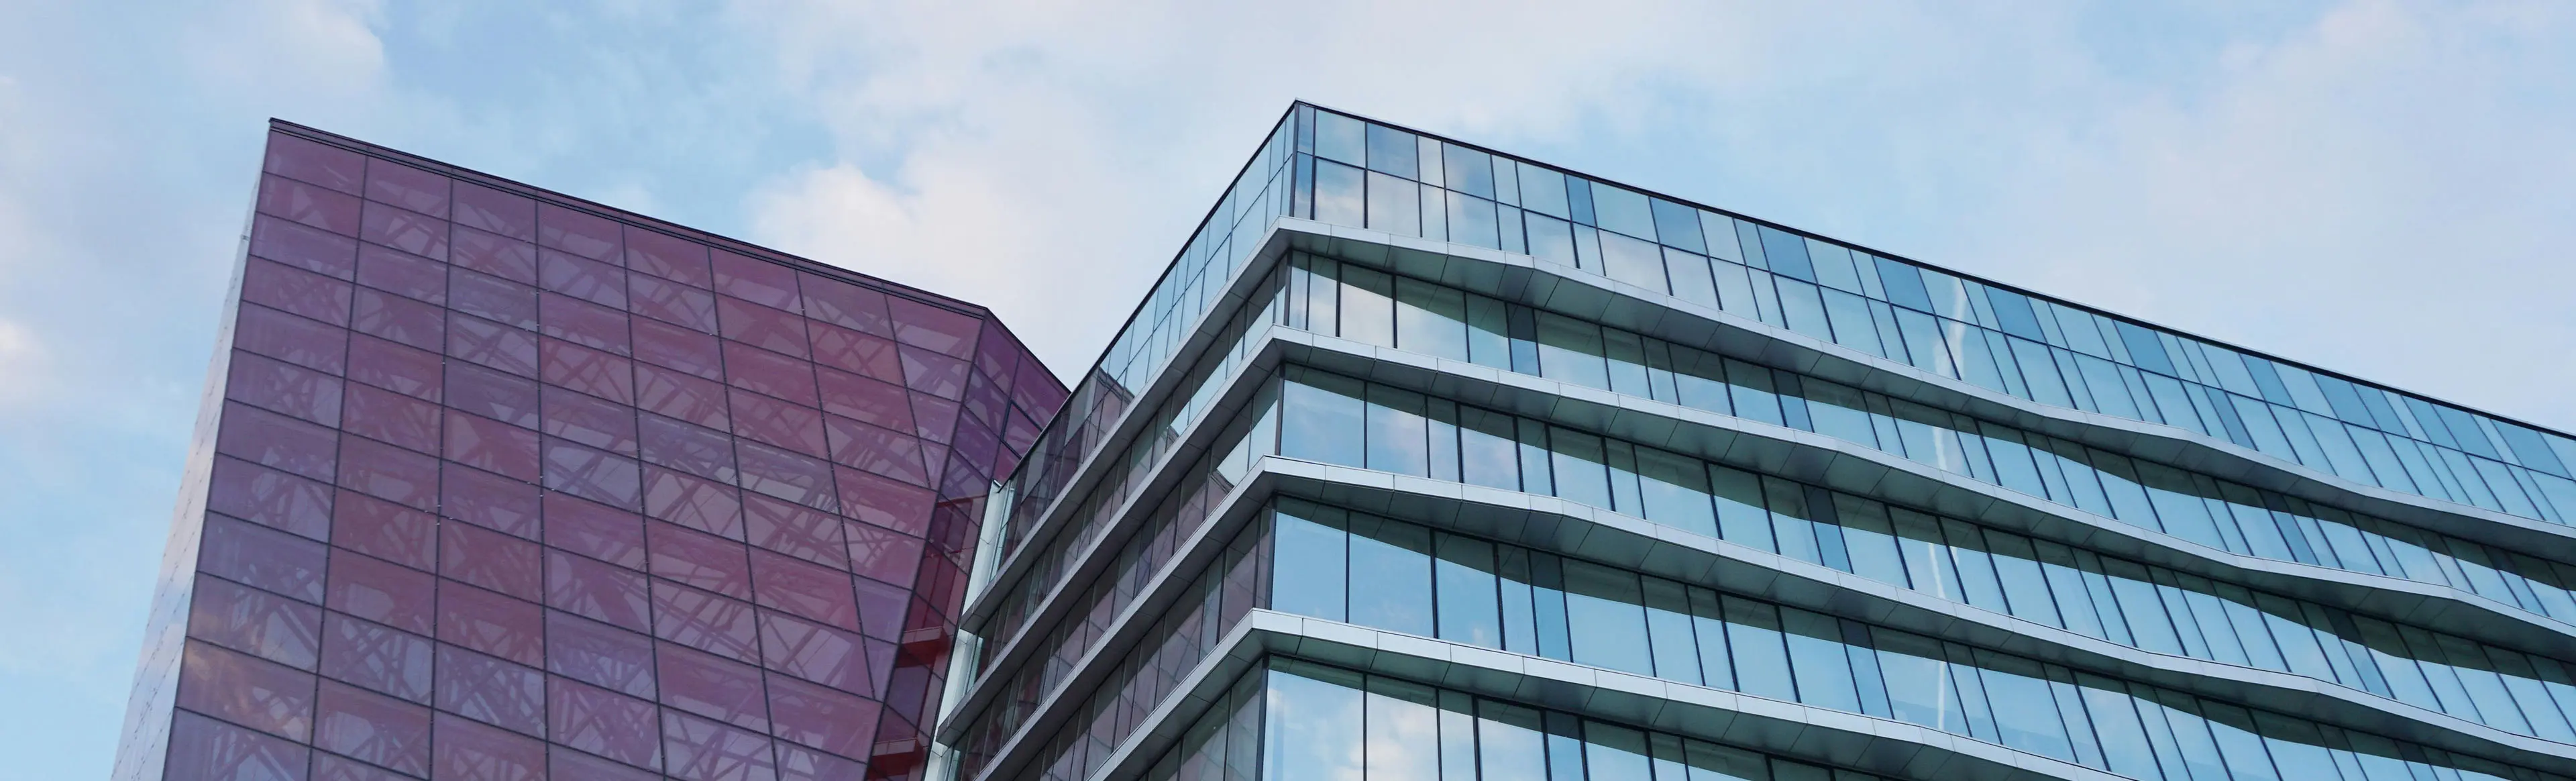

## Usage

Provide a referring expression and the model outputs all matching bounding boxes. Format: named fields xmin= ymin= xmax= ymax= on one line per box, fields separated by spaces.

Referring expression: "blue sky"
xmin=2 ymin=1 xmax=2572 ymax=776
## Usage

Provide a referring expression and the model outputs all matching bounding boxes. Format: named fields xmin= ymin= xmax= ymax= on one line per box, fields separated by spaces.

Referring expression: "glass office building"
xmin=933 ymin=102 xmax=2576 ymax=781
xmin=111 ymin=122 xmax=1067 ymax=781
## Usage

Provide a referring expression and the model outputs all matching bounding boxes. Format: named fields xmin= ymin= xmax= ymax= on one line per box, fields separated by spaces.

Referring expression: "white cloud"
xmin=731 ymin=0 xmax=2576 ymax=433
xmin=177 ymin=0 xmax=388 ymax=101
xmin=0 ymin=319 xmax=48 ymax=411
xmin=727 ymin=0 xmax=1777 ymax=372
xmin=1966 ymin=0 xmax=2576 ymax=430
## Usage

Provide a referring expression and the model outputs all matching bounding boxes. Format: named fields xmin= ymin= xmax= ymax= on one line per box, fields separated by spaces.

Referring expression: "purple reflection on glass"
xmin=454 ymin=182 xmax=536 ymax=243
xmin=364 ymin=159 xmax=449 ymax=219
xmin=250 ymin=214 xmax=358 ymax=280
xmin=712 ymin=250 xmax=799 ymax=311
xmin=313 ymin=680 xmax=431 ymax=776
xmin=360 ymin=200 xmax=449 ymax=261
xmin=799 ymin=272 xmax=892 ymax=338
xmin=234 ymin=304 xmax=349 ymax=376
xmin=325 ymin=556 xmax=435 ymax=638
xmin=259 ymin=174 xmax=363 ymax=237
xmin=627 ymin=226 xmax=710 ymax=288
xmin=207 ymin=456 xmax=333 ymax=541
xmin=166 ymin=709 xmax=309 ymax=781
xmin=551 ymin=676 xmax=665 ymax=768
xmin=200 ymin=515 xmax=327 ymax=603
xmin=540 ymin=202 xmax=625 ymax=262
xmin=319 ymin=613 xmax=433 ymax=702
xmin=177 ymin=640 xmax=315 ymax=740
xmin=432 ymin=711 xmax=546 ymax=781
xmin=331 ymin=490 xmax=436 ymax=570
xmin=265 ymin=132 xmax=364 ymax=194
xmin=186 ymin=575 xmax=322 ymax=670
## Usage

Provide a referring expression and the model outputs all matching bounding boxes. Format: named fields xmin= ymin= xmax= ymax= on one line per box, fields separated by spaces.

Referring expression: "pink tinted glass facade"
xmin=113 ymin=123 xmax=1068 ymax=781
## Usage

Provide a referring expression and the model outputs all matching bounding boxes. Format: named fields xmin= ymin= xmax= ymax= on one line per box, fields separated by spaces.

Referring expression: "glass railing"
xmin=955 ymin=517 xmax=1268 ymax=781
xmin=1283 ymin=103 xmax=2576 ymax=527
xmin=1268 ymin=254 xmax=2576 ymax=628
xmin=971 ymin=268 xmax=1284 ymax=663
xmin=1245 ymin=366 xmax=2576 ymax=745
xmin=961 ymin=497 xmax=2568 ymax=781
xmin=981 ymin=103 xmax=2576 ymax=676
xmin=958 ymin=254 xmax=2576 ymax=753
xmin=991 ymin=113 xmax=1295 ymax=567
xmin=1151 ymin=656 xmax=1927 ymax=781
xmin=1267 ymin=499 xmax=2566 ymax=781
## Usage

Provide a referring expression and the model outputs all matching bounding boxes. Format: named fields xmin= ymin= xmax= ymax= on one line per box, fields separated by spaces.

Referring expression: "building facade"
xmin=933 ymin=102 xmax=2576 ymax=781
xmin=113 ymin=122 xmax=1067 ymax=781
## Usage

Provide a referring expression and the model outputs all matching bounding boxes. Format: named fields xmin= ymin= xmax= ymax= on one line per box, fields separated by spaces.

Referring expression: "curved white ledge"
xmin=1281 ymin=328 xmax=2576 ymax=656
xmin=951 ymin=325 xmax=2576 ymax=749
xmin=951 ymin=453 xmax=2576 ymax=780
xmin=1246 ymin=457 xmax=2576 ymax=772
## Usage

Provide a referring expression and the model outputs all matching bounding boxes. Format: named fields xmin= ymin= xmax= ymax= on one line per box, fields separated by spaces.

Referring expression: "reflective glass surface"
xmin=1282 ymin=106 xmax=2573 ymax=525
xmin=1268 ymin=498 xmax=2576 ymax=774
xmin=1265 ymin=255 xmax=2576 ymax=627
xmin=947 ymin=102 xmax=2576 ymax=781
xmin=1145 ymin=658 xmax=1908 ymax=781
xmin=961 ymin=499 xmax=2561 ymax=781
xmin=991 ymin=104 xmax=2576 ymax=606
xmin=119 ymin=125 xmax=1065 ymax=781
xmin=1230 ymin=366 xmax=2576 ymax=745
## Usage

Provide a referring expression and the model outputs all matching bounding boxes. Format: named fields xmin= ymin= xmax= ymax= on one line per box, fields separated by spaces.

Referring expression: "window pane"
xmin=1551 ymin=428 xmax=1613 ymax=510
xmin=1445 ymin=144 xmax=1495 ymax=199
xmin=1340 ymin=266 xmax=1395 ymax=348
xmin=1396 ymin=277 xmax=1470 ymax=361
xmin=1365 ymin=386 xmax=1430 ymax=477
xmin=1644 ymin=579 xmax=1702 ymax=685
xmin=1536 ymin=313 xmax=1609 ymax=390
xmin=1601 ymin=231 xmax=1669 ymax=292
xmin=1366 ymin=124 xmax=1419 ymax=178
xmin=1349 ymin=516 xmax=1435 ymax=636
xmin=1448 ymin=193 xmax=1502 ymax=250
xmin=1316 ymin=113 xmax=1364 ymax=165
xmin=1585 ymin=721 xmax=1654 ymax=781
xmin=1368 ymin=677 xmax=1442 ymax=780
xmin=1315 ymin=160 xmax=1365 ymax=227
xmin=1479 ymin=700 xmax=1550 ymax=781
xmin=1638 ymin=448 xmax=1717 ymax=538
xmin=1459 ymin=407 xmax=1521 ymax=491
xmin=1271 ymin=508 xmax=1347 ymax=621
xmin=1436 ymin=535 xmax=1504 ymax=648
xmin=1781 ymin=608 xmax=1860 ymax=712
xmin=1650 ymin=199 xmax=1707 ymax=254
xmin=1833 ymin=496 xmax=1909 ymax=588
xmin=1281 ymin=375 xmax=1366 ymax=466
xmin=1974 ymin=651 xmax=2074 ymax=761
xmin=1526 ymin=214 xmax=1576 ymax=266
xmin=1265 ymin=663 xmax=1365 ymax=781
xmin=1723 ymin=596 xmax=1797 ymax=702
xmin=1712 ymin=466 xmax=1772 ymax=551
xmin=1562 ymin=560 xmax=1655 ymax=676
xmin=1367 ymin=172 xmax=1421 ymax=236
xmin=1872 ymin=630 xmax=1953 ymax=731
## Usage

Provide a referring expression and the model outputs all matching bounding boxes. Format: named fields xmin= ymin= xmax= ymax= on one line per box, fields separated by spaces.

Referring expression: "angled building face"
xmin=934 ymin=103 xmax=2576 ymax=781
xmin=113 ymin=122 xmax=1067 ymax=781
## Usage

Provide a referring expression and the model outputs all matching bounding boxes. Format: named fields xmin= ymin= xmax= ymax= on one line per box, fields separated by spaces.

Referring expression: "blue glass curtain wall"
xmin=977 ymin=266 xmax=1289 ymax=668
xmin=1160 ymin=656 xmax=1907 ymax=781
xmin=1268 ymin=255 xmax=2576 ymax=629
xmin=996 ymin=111 xmax=1296 ymax=566
xmin=1283 ymin=106 xmax=2576 ymax=528
xmin=1242 ymin=366 xmax=2576 ymax=746
xmin=1266 ymin=498 xmax=2564 ymax=781
xmin=957 ymin=519 xmax=1269 ymax=781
